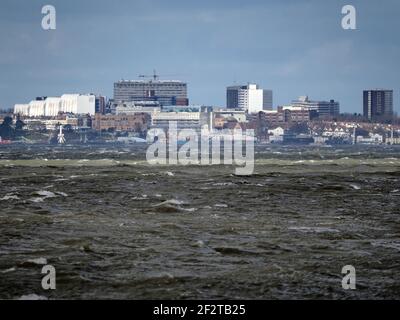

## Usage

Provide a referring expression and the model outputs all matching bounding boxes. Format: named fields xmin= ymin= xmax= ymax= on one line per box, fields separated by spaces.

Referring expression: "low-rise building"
xmin=22 ymin=114 xmax=92 ymax=131
xmin=357 ymin=133 xmax=384 ymax=144
xmin=268 ymin=127 xmax=285 ymax=143
xmin=213 ymin=109 xmax=247 ymax=123
xmin=263 ymin=106 xmax=310 ymax=125
xmin=93 ymin=113 xmax=150 ymax=132
xmin=290 ymin=96 xmax=340 ymax=118
xmin=14 ymin=94 xmax=96 ymax=117
xmin=151 ymin=110 xmax=202 ymax=130
xmin=115 ymin=101 xmax=161 ymax=116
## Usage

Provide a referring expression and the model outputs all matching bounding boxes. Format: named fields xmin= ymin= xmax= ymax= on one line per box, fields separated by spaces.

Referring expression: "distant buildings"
xmin=363 ymin=89 xmax=393 ymax=121
xmin=268 ymin=127 xmax=285 ymax=143
xmin=93 ymin=113 xmax=150 ymax=132
xmin=263 ymin=90 xmax=273 ymax=111
xmin=11 ymin=69 xmax=400 ymax=144
xmin=227 ymin=83 xmax=273 ymax=113
xmin=23 ymin=114 xmax=92 ymax=131
xmin=151 ymin=110 xmax=202 ymax=130
xmin=113 ymin=79 xmax=188 ymax=106
xmin=357 ymin=133 xmax=384 ymax=145
xmin=212 ymin=109 xmax=247 ymax=127
xmin=95 ymin=96 xmax=107 ymax=115
xmin=290 ymin=96 xmax=340 ymax=117
xmin=14 ymin=94 xmax=96 ymax=117
xmin=115 ymin=101 xmax=161 ymax=116
xmin=263 ymin=106 xmax=310 ymax=125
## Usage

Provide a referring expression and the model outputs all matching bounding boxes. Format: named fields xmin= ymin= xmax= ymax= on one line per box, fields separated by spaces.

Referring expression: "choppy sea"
xmin=0 ymin=144 xmax=399 ymax=299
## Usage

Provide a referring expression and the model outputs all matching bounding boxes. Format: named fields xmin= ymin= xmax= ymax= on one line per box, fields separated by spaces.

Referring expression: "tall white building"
xmin=227 ymin=83 xmax=272 ymax=113
xmin=45 ymin=97 xmax=62 ymax=117
xmin=14 ymin=94 xmax=96 ymax=117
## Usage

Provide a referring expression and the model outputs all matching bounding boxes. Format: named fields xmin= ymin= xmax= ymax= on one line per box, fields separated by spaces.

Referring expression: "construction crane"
xmin=138 ymin=70 xmax=183 ymax=81
xmin=138 ymin=70 xmax=160 ymax=81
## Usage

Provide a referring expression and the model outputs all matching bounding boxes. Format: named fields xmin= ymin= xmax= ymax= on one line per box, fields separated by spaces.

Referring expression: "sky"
xmin=0 ymin=0 xmax=399 ymax=113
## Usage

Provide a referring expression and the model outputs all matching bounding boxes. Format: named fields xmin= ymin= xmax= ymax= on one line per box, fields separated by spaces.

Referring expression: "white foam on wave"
xmin=132 ymin=195 xmax=148 ymax=200
xmin=212 ymin=182 xmax=235 ymax=186
xmin=19 ymin=294 xmax=48 ymax=300
xmin=29 ymin=190 xmax=63 ymax=202
xmin=26 ymin=257 xmax=48 ymax=265
xmin=214 ymin=204 xmax=228 ymax=208
xmin=35 ymin=190 xmax=57 ymax=198
xmin=1 ymin=267 xmax=16 ymax=274
xmin=0 ymin=194 xmax=20 ymax=201
xmin=193 ymin=240 xmax=205 ymax=248
xmin=289 ymin=226 xmax=340 ymax=233
xmin=154 ymin=199 xmax=185 ymax=207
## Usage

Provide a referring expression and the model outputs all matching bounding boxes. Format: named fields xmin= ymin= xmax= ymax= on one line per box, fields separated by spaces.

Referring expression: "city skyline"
xmin=0 ymin=0 xmax=400 ymax=113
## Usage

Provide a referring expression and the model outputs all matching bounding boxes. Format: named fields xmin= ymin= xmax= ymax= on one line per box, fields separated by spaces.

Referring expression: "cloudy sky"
xmin=0 ymin=0 xmax=399 ymax=113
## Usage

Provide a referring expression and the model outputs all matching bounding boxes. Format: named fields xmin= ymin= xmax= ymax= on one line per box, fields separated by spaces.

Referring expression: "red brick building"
xmin=264 ymin=106 xmax=310 ymax=125
xmin=93 ymin=113 xmax=150 ymax=132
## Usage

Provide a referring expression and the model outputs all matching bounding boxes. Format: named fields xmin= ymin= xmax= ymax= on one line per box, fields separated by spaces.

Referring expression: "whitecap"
xmin=26 ymin=258 xmax=47 ymax=265
xmin=19 ymin=294 xmax=48 ymax=300
xmin=289 ymin=226 xmax=340 ymax=233
xmin=0 ymin=194 xmax=20 ymax=201
xmin=1 ymin=267 xmax=16 ymax=274
xmin=35 ymin=190 xmax=57 ymax=198
xmin=132 ymin=194 xmax=148 ymax=200
xmin=153 ymin=199 xmax=185 ymax=207
xmin=214 ymin=204 xmax=228 ymax=208
xmin=193 ymin=240 xmax=205 ymax=247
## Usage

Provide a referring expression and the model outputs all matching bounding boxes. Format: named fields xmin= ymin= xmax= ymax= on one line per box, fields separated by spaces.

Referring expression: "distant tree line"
xmin=0 ymin=116 xmax=25 ymax=140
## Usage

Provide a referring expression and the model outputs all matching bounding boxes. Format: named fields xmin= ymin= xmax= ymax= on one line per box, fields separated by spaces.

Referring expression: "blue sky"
xmin=0 ymin=0 xmax=399 ymax=113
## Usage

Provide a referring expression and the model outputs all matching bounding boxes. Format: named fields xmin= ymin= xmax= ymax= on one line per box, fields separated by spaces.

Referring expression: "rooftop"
xmin=116 ymin=79 xmax=185 ymax=84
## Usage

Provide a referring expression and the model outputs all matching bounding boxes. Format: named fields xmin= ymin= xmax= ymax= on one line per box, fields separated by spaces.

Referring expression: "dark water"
xmin=0 ymin=144 xmax=400 ymax=299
